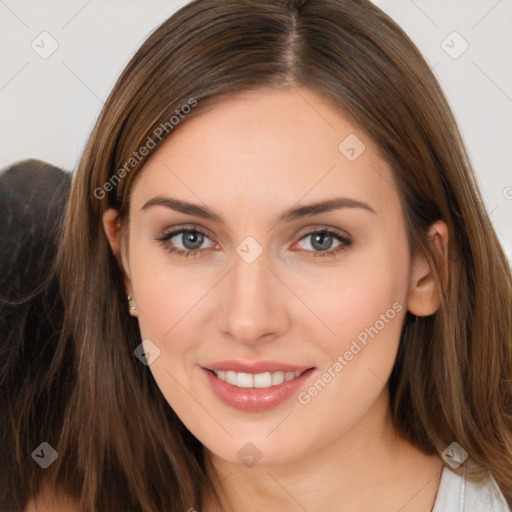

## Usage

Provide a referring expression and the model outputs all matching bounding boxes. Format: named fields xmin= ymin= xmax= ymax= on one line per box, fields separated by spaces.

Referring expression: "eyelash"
xmin=155 ymin=226 xmax=353 ymax=259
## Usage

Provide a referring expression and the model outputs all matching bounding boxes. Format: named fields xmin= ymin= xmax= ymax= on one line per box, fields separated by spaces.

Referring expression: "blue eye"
xmin=156 ymin=228 xmax=215 ymax=258
xmin=295 ymin=229 xmax=352 ymax=257
xmin=156 ymin=227 xmax=352 ymax=258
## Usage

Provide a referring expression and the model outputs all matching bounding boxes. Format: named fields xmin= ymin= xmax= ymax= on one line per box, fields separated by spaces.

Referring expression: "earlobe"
xmin=407 ymin=221 xmax=449 ymax=317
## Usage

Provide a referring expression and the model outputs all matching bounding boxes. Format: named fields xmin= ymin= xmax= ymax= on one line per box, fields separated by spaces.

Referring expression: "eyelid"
xmin=156 ymin=224 xmax=216 ymax=247
xmin=158 ymin=223 xmax=215 ymax=240
xmin=293 ymin=224 xmax=352 ymax=241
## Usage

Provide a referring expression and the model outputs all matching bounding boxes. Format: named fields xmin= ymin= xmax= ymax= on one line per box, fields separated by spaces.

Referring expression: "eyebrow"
xmin=140 ymin=196 xmax=376 ymax=223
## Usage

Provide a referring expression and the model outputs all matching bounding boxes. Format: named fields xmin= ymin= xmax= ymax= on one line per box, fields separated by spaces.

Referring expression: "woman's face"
xmin=120 ymin=87 xmax=417 ymax=467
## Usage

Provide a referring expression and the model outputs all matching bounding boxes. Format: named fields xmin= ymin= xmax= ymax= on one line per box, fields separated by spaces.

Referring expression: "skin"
xmin=29 ymin=86 xmax=449 ymax=511
xmin=23 ymin=485 xmax=79 ymax=512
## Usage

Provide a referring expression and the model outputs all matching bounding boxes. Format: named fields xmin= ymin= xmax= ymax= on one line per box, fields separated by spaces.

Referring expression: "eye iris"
xmin=182 ymin=231 xmax=203 ymax=250
xmin=311 ymin=232 xmax=333 ymax=251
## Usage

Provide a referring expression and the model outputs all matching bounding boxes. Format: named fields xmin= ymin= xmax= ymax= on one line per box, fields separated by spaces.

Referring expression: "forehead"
xmin=130 ymin=87 xmax=399 ymax=221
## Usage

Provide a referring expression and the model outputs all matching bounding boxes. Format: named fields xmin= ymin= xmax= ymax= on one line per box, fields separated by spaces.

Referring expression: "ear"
xmin=407 ymin=220 xmax=449 ymax=317
xmin=103 ymin=208 xmax=136 ymax=314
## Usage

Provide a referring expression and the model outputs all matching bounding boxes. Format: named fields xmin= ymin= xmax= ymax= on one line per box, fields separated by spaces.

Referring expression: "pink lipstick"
xmin=201 ymin=360 xmax=315 ymax=412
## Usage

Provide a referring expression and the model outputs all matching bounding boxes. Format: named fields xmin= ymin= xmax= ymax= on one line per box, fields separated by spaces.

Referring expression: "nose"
xmin=216 ymin=248 xmax=290 ymax=346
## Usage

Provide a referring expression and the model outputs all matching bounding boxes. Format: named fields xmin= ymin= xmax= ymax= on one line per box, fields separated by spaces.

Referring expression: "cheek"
xmin=129 ymin=241 xmax=211 ymax=343
xmin=297 ymin=234 xmax=411 ymax=359
xmin=127 ymin=246 xmax=210 ymax=431
xmin=282 ymin=245 xmax=410 ymax=455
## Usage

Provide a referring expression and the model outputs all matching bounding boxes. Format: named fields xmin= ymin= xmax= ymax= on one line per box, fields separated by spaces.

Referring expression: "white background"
xmin=0 ymin=0 xmax=511 ymax=259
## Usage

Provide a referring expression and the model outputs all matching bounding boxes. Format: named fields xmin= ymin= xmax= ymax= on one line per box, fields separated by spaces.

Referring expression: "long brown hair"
xmin=38 ymin=0 xmax=512 ymax=509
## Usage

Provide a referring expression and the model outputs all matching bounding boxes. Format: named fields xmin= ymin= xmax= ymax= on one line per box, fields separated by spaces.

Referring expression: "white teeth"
xmin=213 ymin=369 xmax=305 ymax=389
xmin=236 ymin=372 xmax=254 ymax=388
xmin=254 ymin=372 xmax=272 ymax=388
xmin=271 ymin=371 xmax=285 ymax=385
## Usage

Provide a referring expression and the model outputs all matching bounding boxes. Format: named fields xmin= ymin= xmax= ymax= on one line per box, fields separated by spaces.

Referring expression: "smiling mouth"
xmin=210 ymin=369 xmax=306 ymax=389
xmin=203 ymin=366 xmax=316 ymax=411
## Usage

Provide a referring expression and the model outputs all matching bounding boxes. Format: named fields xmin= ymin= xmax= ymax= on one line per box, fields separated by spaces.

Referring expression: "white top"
xmin=432 ymin=465 xmax=510 ymax=511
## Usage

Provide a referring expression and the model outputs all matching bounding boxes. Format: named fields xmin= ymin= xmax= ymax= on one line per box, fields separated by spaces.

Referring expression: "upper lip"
xmin=203 ymin=360 xmax=314 ymax=374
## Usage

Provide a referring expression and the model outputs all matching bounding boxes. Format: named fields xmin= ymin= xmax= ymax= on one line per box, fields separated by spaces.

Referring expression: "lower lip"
xmin=202 ymin=368 xmax=315 ymax=412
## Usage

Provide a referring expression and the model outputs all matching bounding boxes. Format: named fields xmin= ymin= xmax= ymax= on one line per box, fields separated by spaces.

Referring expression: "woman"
xmin=18 ymin=0 xmax=512 ymax=510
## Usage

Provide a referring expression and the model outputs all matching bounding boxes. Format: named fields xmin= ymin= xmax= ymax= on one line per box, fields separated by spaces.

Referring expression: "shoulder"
xmin=23 ymin=486 xmax=80 ymax=512
xmin=432 ymin=464 xmax=510 ymax=512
